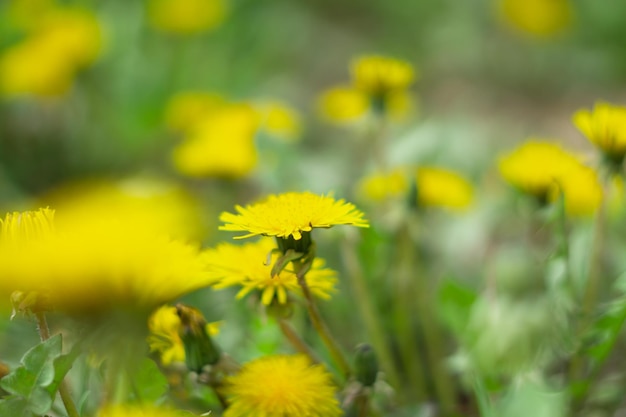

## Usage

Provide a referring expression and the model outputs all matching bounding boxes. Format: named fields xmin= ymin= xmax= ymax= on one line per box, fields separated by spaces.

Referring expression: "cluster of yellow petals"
xmin=256 ymin=100 xmax=303 ymax=142
xmin=148 ymin=305 xmax=220 ymax=365
xmin=219 ymin=191 xmax=369 ymax=240
xmin=0 ymin=4 xmax=102 ymax=97
xmin=98 ymin=405 xmax=192 ymax=417
xmin=0 ymin=205 xmax=208 ymax=314
xmin=498 ymin=0 xmax=573 ymax=38
xmin=165 ymin=91 xmax=226 ymax=134
xmin=223 ymin=354 xmax=342 ymax=417
xmin=416 ymin=167 xmax=474 ymax=211
xmin=499 ymin=140 xmax=602 ymax=215
xmin=319 ymin=55 xmax=416 ymax=124
xmin=203 ymin=238 xmax=337 ymax=305
xmin=146 ymin=0 xmax=227 ymax=35
xmin=573 ymin=102 xmax=626 ymax=161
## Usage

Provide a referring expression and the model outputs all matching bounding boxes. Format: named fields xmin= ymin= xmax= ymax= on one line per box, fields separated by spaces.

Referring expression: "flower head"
xmin=223 ymin=354 xmax=342 ymax=417
xmin=573 ymin=102 xmax=626 ymax=165
xmin=350 ymin=55 xmax=415 ymax=96
xmin=416 ymin=167 xmax=474 ymax=211
xmin=165 ymin=91 xmax=225 ymax=133
xmin=148 ymin=305 xmax=186 ymax=365
xmin=147 ymin=0 xmax=227 ymax=35
xmin=98 ymin=405 xmax=190 ymax=417
xmin=498 ymin=0 xmax=573 ymax=38
xmin=219 ymin=191 xmax=369 ymax=240
xmin=256 ymin=100 xmax=302 ymax=142
xmin=357 ymin=169 xmax=409 ymax=202
xmin=172 ymin=104 xmax=260 ymax=178
xmin=318 ymin=86 xmax=370 ymax=124
xmin=203 ymin=238 xmax=337 ymax=305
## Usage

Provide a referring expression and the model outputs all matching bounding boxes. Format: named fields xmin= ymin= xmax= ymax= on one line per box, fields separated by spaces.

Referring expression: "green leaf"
xmin=44 ymin=346 xmax=81 ymax=398
xmin=585 ymin=296 xmax=626 ymax=366
xmin=0 ymin=396 xmax=32 ymax=417
xmin=496 ymin=379 xmax=567 ymax=417
xmin=130 ymin=358 xmax=168 ymax=402
xmin=437 ymin=278 xmax=477 ymax=336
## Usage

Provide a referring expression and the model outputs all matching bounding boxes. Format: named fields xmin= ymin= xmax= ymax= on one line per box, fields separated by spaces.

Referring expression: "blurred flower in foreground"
xmin=499 ymin=140 xmax=602 ymax=215
xmin=0 ymin=7 xmax=102 ymax=97
xmin=98 ymin=404 xmax=192 ymax=417
xmin=223 ymin=354 xmax=342 ymax=417
xmin=219 ymin=191 xmax=369 ymax=241
xmin=319 ymin=55 xmax=416 ymax=124
xmin=573 ymin=102 xmax=626 ymax=169
xmin=0 ymin=206 xmax=208 ymax=315
xmin=416 ymin=167 xmax=474 ymax=211
xmin=147 ymin=0 xmax=226 ymax=35
xmin=498 ymin=0 xmax=573 ymax=38
xmin=255 ymin=100 xmax=302 ymax=142
xmin=172 ymin=104 xmax=260 ymax=178
xmin=203 ymin=238 xmax=337 ymax=305
xmin=165 ymin=91 xmax=225 ymax=134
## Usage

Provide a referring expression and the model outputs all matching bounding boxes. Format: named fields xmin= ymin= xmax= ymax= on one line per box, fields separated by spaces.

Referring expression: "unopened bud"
xmin=354 ymin=344 xmax=378 ymax=387
xmin=176 ymin=304 xmax=221 ymax=372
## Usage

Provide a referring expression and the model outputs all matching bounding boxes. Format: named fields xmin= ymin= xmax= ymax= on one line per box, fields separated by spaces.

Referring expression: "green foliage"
xmin=437 ymin=278 xmax=477 ymax=337
xmin=130 ymin=358 xmax=169 ymax=403
xmin=0 ymin=335 xmax=76 ymax=416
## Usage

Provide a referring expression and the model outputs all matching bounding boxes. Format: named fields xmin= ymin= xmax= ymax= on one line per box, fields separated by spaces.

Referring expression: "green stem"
xmin=294 ymin=260 xmax=352 ymax=378
xmin=472 ymin=376 xmax=495 ymax=417
xmin=35 ymin=313 xmax=81 ymax=417
xmin=340 ymin=236 xmax=403 ymax=393
xmin=278 ymin=318 xmax=322 ymax=365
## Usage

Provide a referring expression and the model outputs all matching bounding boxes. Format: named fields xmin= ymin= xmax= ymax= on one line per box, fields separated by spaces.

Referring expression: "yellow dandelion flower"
xmin=256 ymin=100 xmax=302 ymax=142
xmin=98 ymin=404 xmax=190 ymax=417
xmin=498 ymin=0 xmax=573 ymax=38
xmin=499 ymin=140 xmax=580 ymax=198
xmin=203 ymin=238 xmax=337 ymax=304
xmin=148 ymin=305 xmax=186 ymax=365
xmin=0 ymin=207 xmax=55 ymax=244
xmin=357 ymin=168 xmax=409 ymax=202
xmin=223 ymin=354 xmax=342 ymax=417
xmin=416 ymin=167 xmax=474 ymax=211
xmin=318 ymin=86 xmax=370 ymax=123
xmin=573 ymin=102 xmax=626 ymax=163
xmin=0 ymin=206 xmax=208 ymax=315
xmin=555 ymin=164 xmax=602 ymax=216
xmin=165 ymin=91 xmax=225 ymax=133
xmin=0 ymin=7 xmax=102 ymax=97
xmin=350 ymin=55 xmax=415 ymax=96
xmin=172 ymin=104 xmax=260 ymax=178
xmin=219 ymin=191 xmax=369 ymax=240
xmin=147 ymin=0 xmax=227 ymax=35
xmin=385 ymin=90 xmax=416 ymax=121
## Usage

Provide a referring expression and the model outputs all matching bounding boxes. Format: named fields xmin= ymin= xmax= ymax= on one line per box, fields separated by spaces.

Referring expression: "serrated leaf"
xmin=23 ymin=335 xmax=62 ymax=388
xmin=0 ymin=367 xmax=37 ymax=397
xmin=0 ymin=396 xmax=31 ymax=417
xmin=44 ymin=345 xmax=80 ymax=398
xmin=28 ymin=386 xmax=53 ymax=415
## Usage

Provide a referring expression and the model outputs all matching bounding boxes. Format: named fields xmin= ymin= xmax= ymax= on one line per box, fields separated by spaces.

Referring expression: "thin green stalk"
xmin=472 ymin=376 xmax=494 ymax=417
xmin=294 ymin=260 xmax=352 ymax=378
xmin=278 ymin=318 xmax=322 ymax=365
xmin=340 ymin=236 xmax=403 ymax=394
xmin=35 ymin=312 xmax=81 ymax=417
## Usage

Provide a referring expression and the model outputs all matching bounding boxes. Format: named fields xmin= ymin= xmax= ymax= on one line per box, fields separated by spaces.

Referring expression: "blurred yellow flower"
xmin=203 ymin=238 xmax=337 ymax=305
xmin=416 ymin=167 xmax=474 ymax=211
xmin=0 ymin=208 xmax=55 ymax=244
xmin=498 ymin=0 xmax=573 ymax=38
xmin=256 ymin=100 xmax=302 ymax=142
xmin=165 ymin=91 xmax=225 ymax=133
xmin=219 ymin=191 xmax=369 ymax=240
xmin=98 ymin=405 xmax=190 ymax=417
xmin=573 ymin=102 xmax=626 ymax=163
xmin=0 ymin=206 xmax=208 ymax=314
xmin=172 ymin=104 xmax=260 ymax=178
xmin=0 ymin=7 xmax=102 ymax=97
xmin=148 ymin=305 xmax=220 ymax=365
xmin=351 ymin=55 xmax=415 ymax=96
xmin=500 ymin=140 xmax=602 ymax=215
xmin=223 ymin=354 xmax=342 ymax=417
xmin=318 ymin=86 xmax=370 ymax=123
xmin=147 ymin=0 xmax=226 ymax=35
xmin=357 ymin=168 xmax=409 ymax=202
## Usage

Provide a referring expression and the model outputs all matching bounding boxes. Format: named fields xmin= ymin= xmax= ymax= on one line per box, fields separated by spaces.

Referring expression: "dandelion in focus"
xmin=147 ymin=0 xmax=227 ymax=35
xmin=203 ymin=238 xmax=337 ymax=305
xmin=573 ymin=102 xmax=626 ymax=169
xmin=416 ymin=167 xmax=474 ymax=211
xmin=498 ymin=0 xmax=573 ymax=38
xmin=223 ymin=354 xmax=342 ymax=417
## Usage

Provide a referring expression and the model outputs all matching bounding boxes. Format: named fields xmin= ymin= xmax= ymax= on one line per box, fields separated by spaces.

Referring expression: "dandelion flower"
xmin=223 ymin=354 xmax=342 ymax=417
xmin=98 ymin=404 xmax=191 ymax=417
xmin=416 ymin=167 xmax=474 ymax=211
xmin=498 ymin=0 xmax=573 ymax=38
xmin=573 ymin=102 xmax=626 ymax=165
xmin=555 ymin=164 xmax=602 ymax=216
xmin=357 ymin=168 xmax=409 ymax=202
xmin=350 ymin=55 xmax=415 ymax=96
xmin=147 ymin=0 xmax=226 ymax=35
xmin=172 ymin=104 xmax=260 ymax=178
xmin=318 ymin=86 xmax=370 ymax=123
xmin=203 ymin=238 xmax=337 ymax=305
xmin=165 ymin=91 xmax=225 ymax=133
xmin=219 ymin=191 xmax=369 ymax=241
xmin=256 ymin=100 xmax=302 ymax=142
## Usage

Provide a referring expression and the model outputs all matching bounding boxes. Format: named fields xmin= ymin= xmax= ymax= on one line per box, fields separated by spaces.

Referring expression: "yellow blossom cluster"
xmin=573 ymin=102 xmax=626 ymax=165
xmin=497 ymin=0 xmax=573 ymax=38
xmin=146 ymin=0 xmax=227 ymax=35
xmin=499 ymin=140 xmax=602 ymax=216
xmin=319 ymin=55 xmax=416 ymax=123
xmin=0 ymin=2 xmax=102 ymax=97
